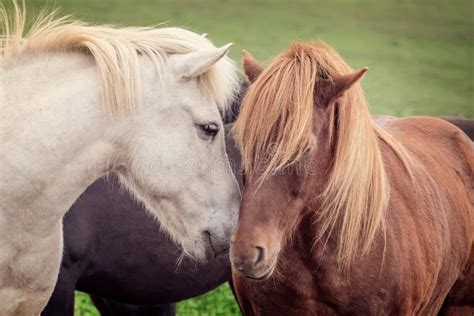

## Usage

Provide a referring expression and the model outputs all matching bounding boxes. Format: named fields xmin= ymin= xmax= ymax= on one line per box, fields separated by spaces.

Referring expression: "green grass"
xmin=176 ymin=283 xmax=240 ymax=316
xmin=74 ymin=292 xmax=99 ymax=316
xmin=15 ymin=0 xmax=473 ymax=315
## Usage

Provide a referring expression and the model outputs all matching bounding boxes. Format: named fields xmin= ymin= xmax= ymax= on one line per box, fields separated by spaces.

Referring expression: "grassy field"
xmin=15 ymin=0 xmax=474 ymax=315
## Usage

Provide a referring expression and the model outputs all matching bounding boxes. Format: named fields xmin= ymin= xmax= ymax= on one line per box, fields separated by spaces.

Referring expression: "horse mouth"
xmin=243 ymin=256 xmax=277 ymax=281
xmin=203 ymin=231 xmax=230 ymax=260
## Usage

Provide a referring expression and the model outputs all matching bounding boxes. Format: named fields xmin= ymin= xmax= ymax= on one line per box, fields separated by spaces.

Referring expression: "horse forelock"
xmin=234 ymin=40 xmax=417 ymax=269
xmin=233 ymin=42 xmax=318 ymax=179
xmin=0 ymin=1 xmax=239 ymax=117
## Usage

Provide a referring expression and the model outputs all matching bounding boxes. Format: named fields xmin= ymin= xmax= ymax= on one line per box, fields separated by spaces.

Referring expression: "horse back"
xmin=383 ymin=116 xmax=472 ymax=239
xmin=380 ymin=116 xmax=473 ymax=312
xmin=384 ymin=116 xmax=473 ymax=196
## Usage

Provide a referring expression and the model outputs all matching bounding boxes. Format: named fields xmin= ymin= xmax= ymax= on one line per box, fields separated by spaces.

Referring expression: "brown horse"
xmin=229 ymin=42 xmax=473 ymax=315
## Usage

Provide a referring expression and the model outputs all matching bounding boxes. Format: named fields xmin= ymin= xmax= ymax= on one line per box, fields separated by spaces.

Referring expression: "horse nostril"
xmin=254 ymin=246 xmax=266 ymax=267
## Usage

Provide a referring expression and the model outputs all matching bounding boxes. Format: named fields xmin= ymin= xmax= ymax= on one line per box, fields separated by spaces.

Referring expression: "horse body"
xmin=0 ymin=4 xmax=240 ymax=314
xmin=230 ymin=43 xmax=473 ymax=315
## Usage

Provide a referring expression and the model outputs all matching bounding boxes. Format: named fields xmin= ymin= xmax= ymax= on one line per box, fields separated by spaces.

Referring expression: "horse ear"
xmin=317 ymin=67 xmax=368 ymax=107
xmin=177 ymin=43 xmax=233 ymax=79
xmin=243 ymin=50 xmax=263 ymax=83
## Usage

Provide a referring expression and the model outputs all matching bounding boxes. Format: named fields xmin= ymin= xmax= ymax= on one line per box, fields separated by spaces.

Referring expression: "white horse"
xmin=0 ymin=3 xmax=241 ymax=315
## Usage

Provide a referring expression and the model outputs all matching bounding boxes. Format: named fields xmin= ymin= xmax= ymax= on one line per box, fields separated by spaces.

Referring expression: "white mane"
xmin=0 ymin=2 xmax=239 ymax=116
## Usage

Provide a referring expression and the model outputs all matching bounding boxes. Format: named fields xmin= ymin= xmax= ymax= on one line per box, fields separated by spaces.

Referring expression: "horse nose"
xmin=230 ymin=245 xmax=267 ymax=272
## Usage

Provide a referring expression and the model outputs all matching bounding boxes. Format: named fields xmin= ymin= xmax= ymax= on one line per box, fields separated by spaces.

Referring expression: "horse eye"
xmin=198 ymin=123 xmax=219 ymax=138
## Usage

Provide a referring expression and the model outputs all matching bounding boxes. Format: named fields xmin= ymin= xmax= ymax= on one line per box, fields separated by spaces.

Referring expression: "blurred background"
xmin=21 ymin=0 xmax=474 ymax=315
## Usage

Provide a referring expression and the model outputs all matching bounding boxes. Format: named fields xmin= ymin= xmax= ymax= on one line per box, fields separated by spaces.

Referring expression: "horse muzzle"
xmin=229 ymin=242 xmax=277 ymax=280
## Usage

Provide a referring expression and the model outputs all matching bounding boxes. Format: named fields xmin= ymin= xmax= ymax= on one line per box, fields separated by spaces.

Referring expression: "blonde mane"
xmin=0 ymin=1 xmax=239 ymax=116
xmin=234 ymin=41 xmax=415 ymax=268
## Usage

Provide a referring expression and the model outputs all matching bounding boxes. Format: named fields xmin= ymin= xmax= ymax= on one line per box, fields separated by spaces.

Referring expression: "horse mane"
xmin=234 ymin=41 xmax=416 ymax=268
xmin=0 ymin=1 xmax=239 ymax=116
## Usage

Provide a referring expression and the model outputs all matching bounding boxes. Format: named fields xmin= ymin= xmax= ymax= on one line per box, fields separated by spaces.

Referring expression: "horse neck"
xmin=0 ymin=52 xmax=127 ymax=236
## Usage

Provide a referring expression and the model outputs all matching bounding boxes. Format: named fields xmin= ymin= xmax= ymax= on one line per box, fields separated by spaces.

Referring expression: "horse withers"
xmin=230 ymin=43 xmax=473 ymax=315
xmin=0 ymin=2 xmax=240 ymax=314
